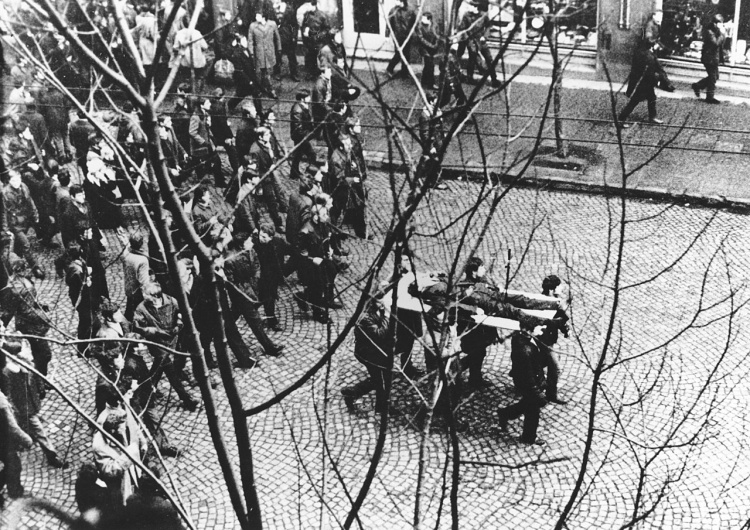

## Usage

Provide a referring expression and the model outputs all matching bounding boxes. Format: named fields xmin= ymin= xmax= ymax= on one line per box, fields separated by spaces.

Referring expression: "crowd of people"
xmin=0 ymin=0 xmax=579 ymax=520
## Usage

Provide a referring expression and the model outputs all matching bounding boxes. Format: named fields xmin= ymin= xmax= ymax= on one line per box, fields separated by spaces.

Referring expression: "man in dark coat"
xmin=93 ymin=337 xmax=180 ymax=457
xmin=457 ymin=0 xmax=500 ymax=87
xmin=222 ymin=237 xmax=285 ymax=356
xmin=328 ymin=134 xmax=367 ymax=238
xmin=253 ymin=223 xmax=292 ymax=331
xmin=2 ymin=339 xmax=68 ymax=468
xmin=340 ymin=290 xmax=393 ymax=414
xmin=249 ymin=127 xmax=286 ymax=232
xmin=386 ymin=0 xmax=416 ymax=78
xmin=618 ymin=40 xmax=663 ymax=126
xmin=3 ymin=170 xmax=43 ymax=278
xmin=286 ymin=172 xmax=320 ymax=248
xmin=301 ymin=0 xmax=330 ymax=78
xmin=233 ymin=160 xmax=262 ymax=235
xmin=290 ymin=89 xmax=317 ymax=180
xmin=274 ymin=0 xmax=299 ymax=81
xmin=58 ymin=185 xmax=109 ymax=303
xmin=171 ymin=87 xmax=192 ymax=153
xmin=296 ymin=198 xmax=342 ymax=322
xmin=209 ymin=88 xmax=239 ymax=173
xmin=692 ymin=14 xmax=726 ymax=104
xmin=455 ymin=257 xmax=499 ymax=391
xmin=0 ymin=387 xmax=33 ymax=504
xmin=642 ymin=11 xmax=675 ymax=92
xmin=312 ymin=66 xmax=332 ymax=136
xmin=228 ymin=38 xmax=263 ymax=111
xmin=190 ymin=268 xmax=258 ymax=369
xmin=438 ymin=43 xmax=467 ymax=107
xmin=414 ymin=12 xmax=440 ymax=88
xmin=189 ymin=97 xmax=224 ymax=187
xmin=0 ymin=261 xmax=53 ymax=376
xmin=133 ymin=282 xmax=198 ymax=411
xmin=498 ymin=322 xmax=548 ymax=445
xmin=39 ymin=89 xmax=71 ymax=161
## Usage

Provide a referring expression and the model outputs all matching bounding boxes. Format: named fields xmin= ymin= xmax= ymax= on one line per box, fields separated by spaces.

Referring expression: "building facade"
xmin=336 ymin=0 xmax=750 ymax=85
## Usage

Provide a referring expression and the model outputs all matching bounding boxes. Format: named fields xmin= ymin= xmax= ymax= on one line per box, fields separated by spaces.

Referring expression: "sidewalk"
xmin=272 ymin=60 xmax=750 ymax=211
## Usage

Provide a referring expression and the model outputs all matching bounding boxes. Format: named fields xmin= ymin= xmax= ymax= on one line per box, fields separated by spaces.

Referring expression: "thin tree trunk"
xmin=140 ymin=101 xmax=252 ymax=529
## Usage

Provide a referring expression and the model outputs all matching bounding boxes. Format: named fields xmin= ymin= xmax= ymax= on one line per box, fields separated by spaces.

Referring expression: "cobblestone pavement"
xmin=2 ymin=160 xmax=750 ymax=529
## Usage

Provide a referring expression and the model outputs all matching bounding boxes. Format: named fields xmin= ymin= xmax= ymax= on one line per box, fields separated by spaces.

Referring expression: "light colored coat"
xmin=121 ymin=247 xmax=150 ymax=297
xmin=92 ymin=408 xmax=146 ymax=506
xmin=248 ymin=20 xmax=281 ymax=70
xmin=171 ymin=28 xmax=208 ymax=68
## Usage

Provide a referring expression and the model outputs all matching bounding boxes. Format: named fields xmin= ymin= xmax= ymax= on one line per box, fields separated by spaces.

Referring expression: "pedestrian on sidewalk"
xmin=642 ymin=11 xmax=675 ymax=92
xmin=692 ymin=14 xmax=726 ymax=104
xmin=457 ymin=0 xmax=501 ymax=87
xmin=386 ymin=0 xmax=416 ymax=78
xmin=618 ymin=40 xmax=663 ymax=127
xmin=414 ymin=12 xmax=440 ymax=89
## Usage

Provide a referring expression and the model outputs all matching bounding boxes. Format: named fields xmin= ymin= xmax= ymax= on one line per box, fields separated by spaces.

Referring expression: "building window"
xmin=658 ymin=0 xmax=747 ymax=65
xmin=353 ymin=0 xmax=380 ymax=34
xmin=484 ymin=0 xmax=598 ymax=49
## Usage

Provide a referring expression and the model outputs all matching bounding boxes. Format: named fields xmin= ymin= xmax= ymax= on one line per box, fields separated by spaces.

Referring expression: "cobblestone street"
xmin=3 ymin=169 xmax=750 ymax=529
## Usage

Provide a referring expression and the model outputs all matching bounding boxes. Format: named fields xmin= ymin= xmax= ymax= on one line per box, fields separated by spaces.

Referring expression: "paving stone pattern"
xmin=2 ymin=163 xmax=750 ymax=529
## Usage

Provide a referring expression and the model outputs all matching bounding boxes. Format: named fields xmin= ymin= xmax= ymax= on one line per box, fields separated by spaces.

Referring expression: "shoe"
xmin=497 ymin=408 xmax=508 ymax=432
xmin=662 ymin=84 xmax=676 ymax=92
xmin=264 ymin=344 xmax=285 ymax=357
xmin=617 ymin=121 xmax=631 ymax=129
xmin=183 ymin=398 xmax=199 ymax=412
xmin=705 ymin=97 xmax=721 ymax=104
xmin=435 ymin=183 xmax=449 ymax=190
xmin=236 ymin=359 xmax=257 ymax=369
xmin=266 ymin=319 xmax=284 ymax=332
xmin=47 ymin=452 xmax=69 ymax=469
xmin=160 ymin=445 xmax=181 ymax=458
xmin=7 ymin=486 xmax=24 ymax=499
xmin=295 ymin=293 xmax=309 ymax=312
xmin=491 ymin=78 xmax=501 ymax=88
xmin=691 ymin=83 xmax=700 ymax=98
xmin=341 ymin=391 xmax=357 ymax=412
xmin=548 ymin=397 xmax=568 ymax=405
xmin=468 ymin=377 xmax=492 ymax=390
xmin=313 ymin=312 xmax=332 ymax=324
xmin=521 ymin=437 xmax=546 ymax=446
xmin=326 ymin=299 xmax=343 ymax=309
xmin=32 ymin=266 xmax=46 ymax=280
xmin=648 ymin=118 xmax=664 ymax=124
